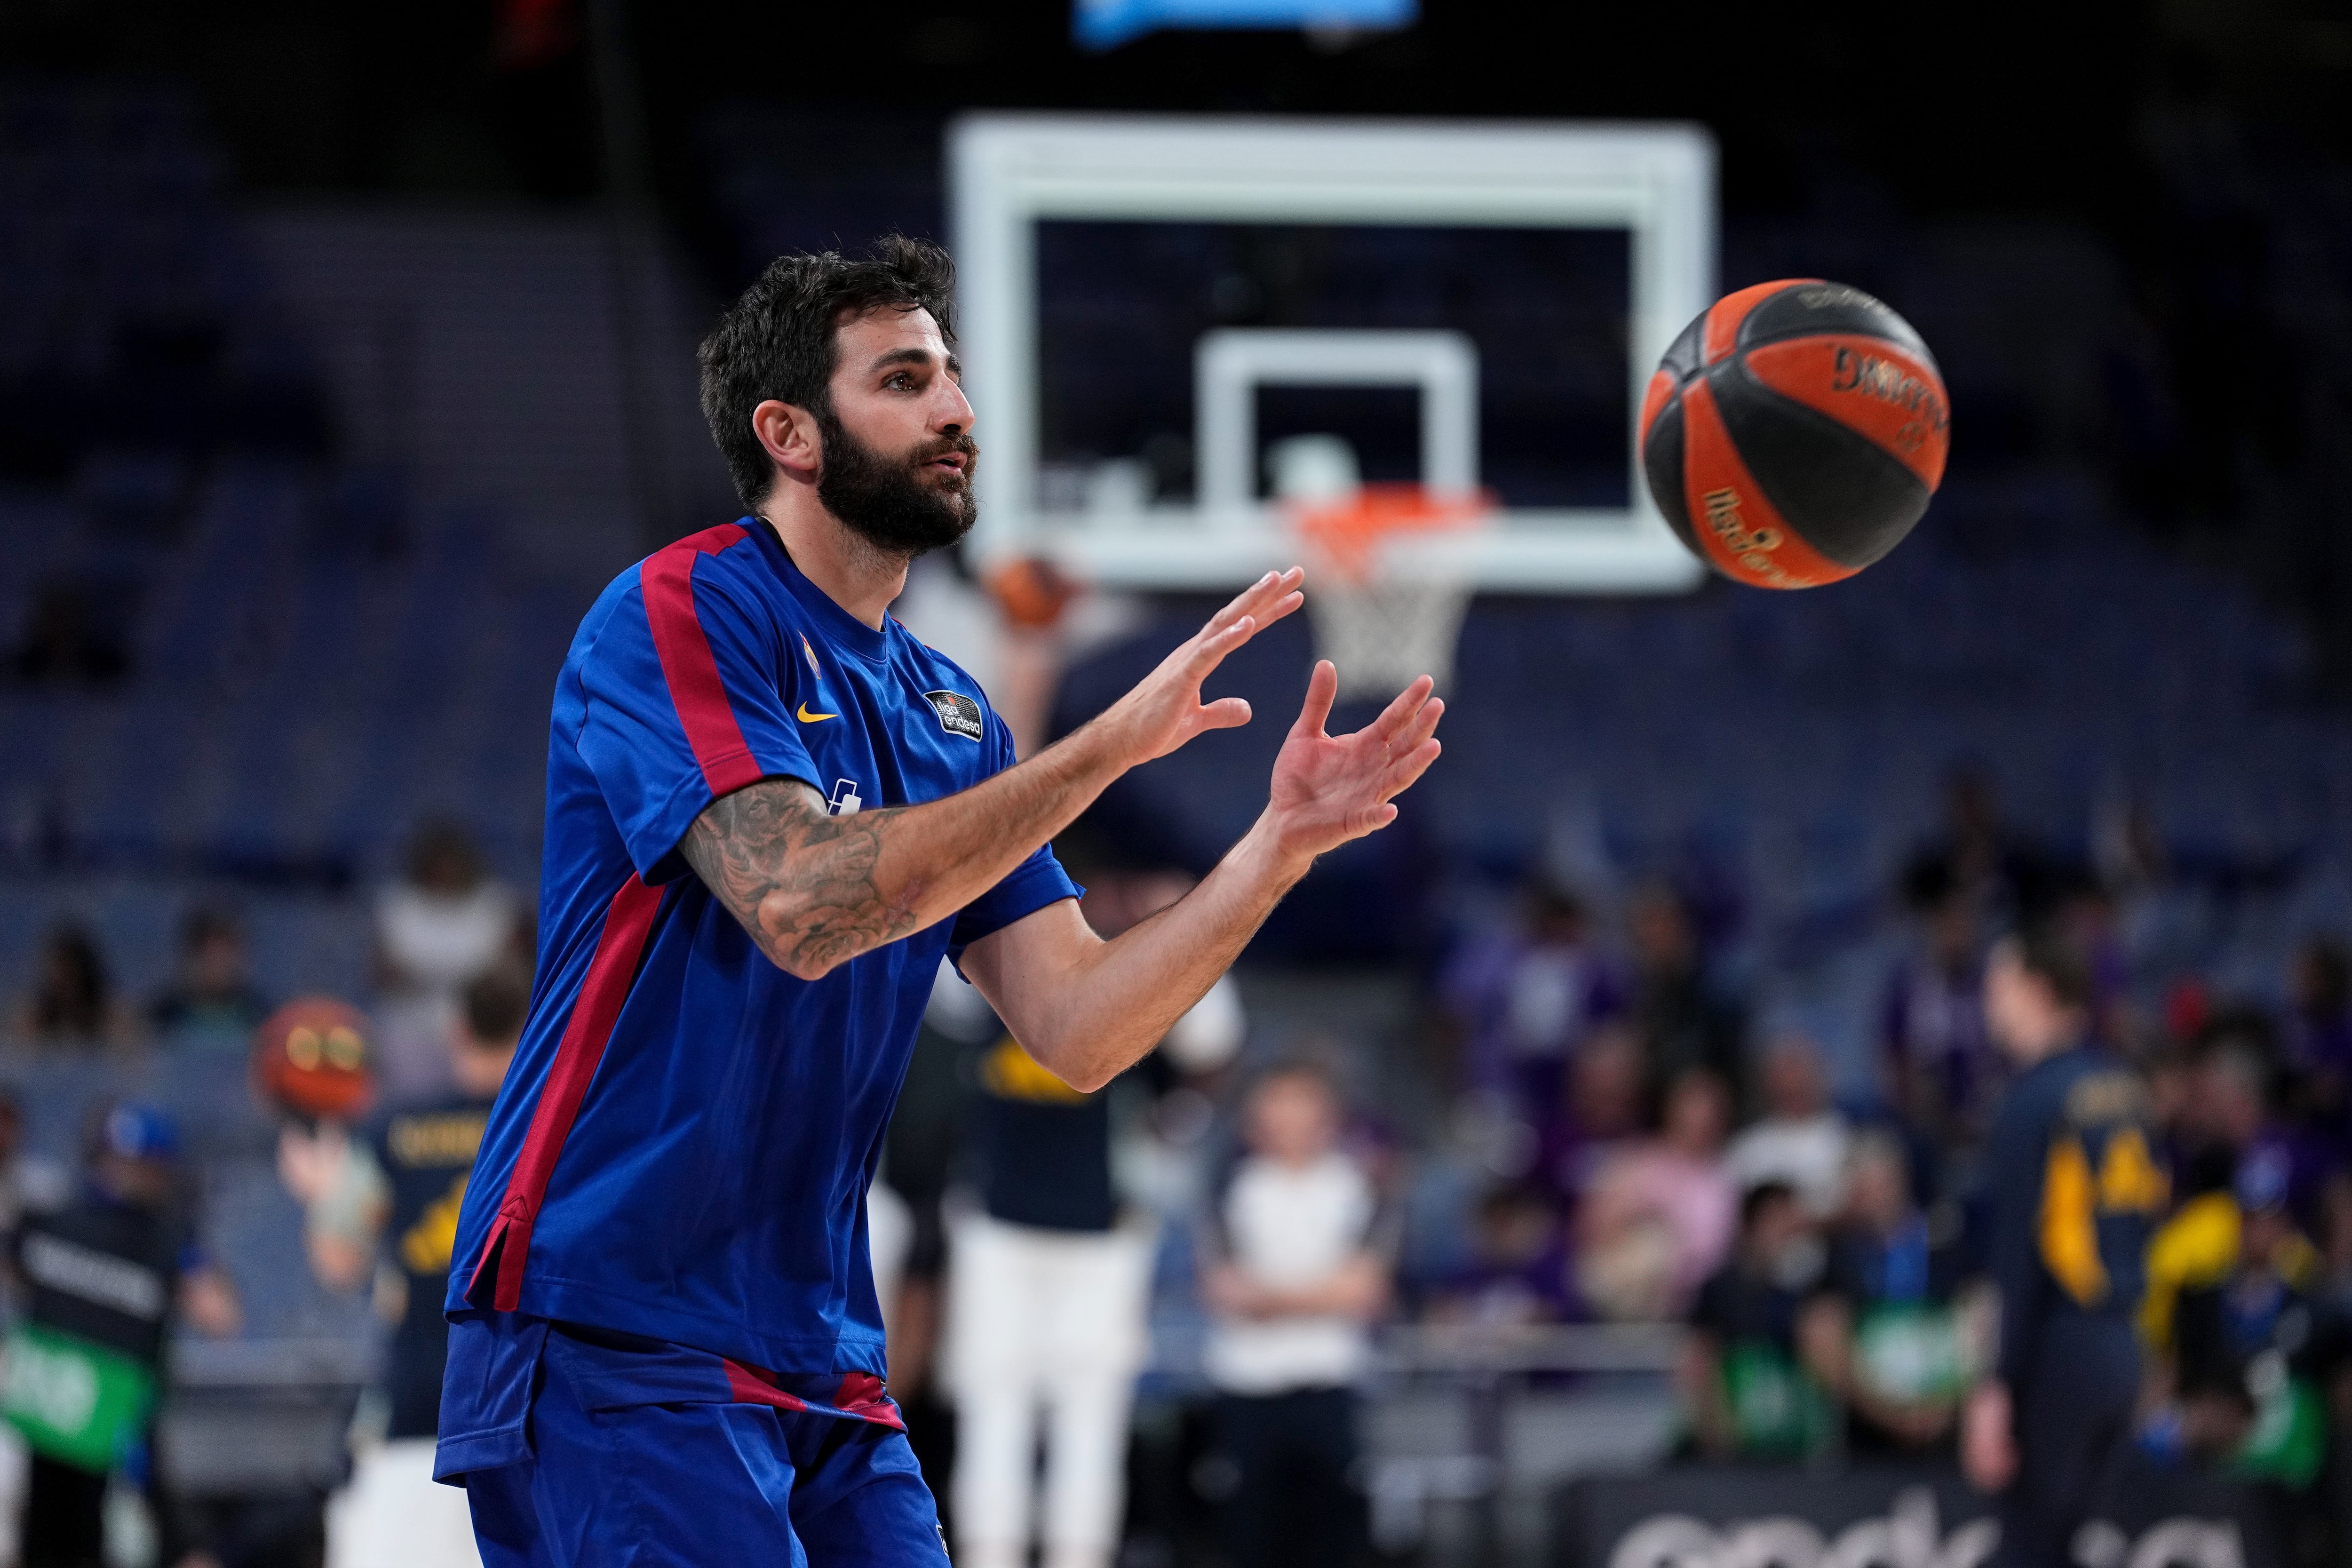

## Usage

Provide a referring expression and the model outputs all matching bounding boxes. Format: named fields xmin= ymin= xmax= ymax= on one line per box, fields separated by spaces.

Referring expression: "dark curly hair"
xmin=697 ymin=235 xmax=958 ymax=510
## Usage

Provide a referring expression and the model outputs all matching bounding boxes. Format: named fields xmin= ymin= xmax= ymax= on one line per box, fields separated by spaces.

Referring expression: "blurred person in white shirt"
xmin=1200 ymin=1063 xmax=1391 ymax=1568
xmin=1722 ymin=1035 xmax=1852 ymax=1219
xmin=371 ymin=820 xmax=524 ymax=1103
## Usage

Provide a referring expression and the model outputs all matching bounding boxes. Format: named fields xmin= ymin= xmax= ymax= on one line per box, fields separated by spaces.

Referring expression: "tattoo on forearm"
xmin=681 ymin=781 xmax=923 ymax=975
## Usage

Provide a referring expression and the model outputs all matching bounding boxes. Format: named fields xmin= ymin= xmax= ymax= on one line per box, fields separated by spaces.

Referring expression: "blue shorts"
xmin=437 ymin=1315 xmax=943 ymax=1568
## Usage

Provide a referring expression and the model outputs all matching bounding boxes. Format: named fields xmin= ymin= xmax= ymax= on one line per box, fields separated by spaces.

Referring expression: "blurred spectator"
xmin=1907 ymin=767 xmax=2054 ymax=922
xmin=2283 ymin=938 xmax=2352 ymax=1140
xmin=280 ymin=967 xmax=524 ymax=1568
xmin=1439 ymin=876 xmax=1623 ymax=1119
xmin=1797 ymin=1132 xmax=1977 ymax=1457
xmin=1200 ymin=1064 xmax=1391 ymax=1568
xmin=8 ymin=923 xmax=139 ymax=1048
xmin=0 ymin=1089 xmax=69 ymax=1245
xmin=148 ymin=903 xmax=272 ymax=1046
xmin=1723 ymin=1035 xmax=1852 ymax=1220
xmin=8 ymin=1104 xmax=239 ymax=1568
xmin=1678 ymin=1181 xmax=1831 ymax=1460
xmin=1626 ymin=885 xmax=1744 ymax=1106
xmin=2142 ymin=1047 xmax=2268 ymax=1362
xmin=1424 ymin=1182 xmax=1573 ymax=1324
xmin=951 ymin=868 xmax=1243 ymax=1568
xmin=2182 ymin=1025 xmax=2333 ymax=1223
xmin=2161 ymin=1155 xmax=2349 ymax=1490
xmin=373 ymin=820 xmax=525 ymax=1103
xmin=1533 ymin=1023 xmax=1646 ymax=1206
xmin=1880 ymin=862 xmax=1997 ymax=1170
xmin=1577 ymin=1067 xmax=1736 ymax=1321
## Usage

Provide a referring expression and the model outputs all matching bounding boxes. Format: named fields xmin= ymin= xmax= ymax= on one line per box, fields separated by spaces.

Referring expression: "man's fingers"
xmin=1198 ymin=696 xmax=1253 ymax=730
xmin=1184 ymin=586 xmax=1304 ymax=682
xmin=1251 ymin=573 xmax=1307 ymax=630
xmin=1377 ymin=738 xmax=1443 ymax=802
xmin=1291 ymin=659 xmax=1339 ymax=740
xmin=1389 ymin=695 xmax=1444 ymax=754
xmin=1205 ymin=567 xmax=1303 ymax=639
xmin=1186 ymin=614 xmax=1256 ymax=672
xmin=1369 ymin=675 xmax=1438 ymax=742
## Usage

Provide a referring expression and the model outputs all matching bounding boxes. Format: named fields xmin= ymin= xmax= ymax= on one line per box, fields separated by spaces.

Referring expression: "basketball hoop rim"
xmin=1287 ymin=483 xmax=1497 ymax=583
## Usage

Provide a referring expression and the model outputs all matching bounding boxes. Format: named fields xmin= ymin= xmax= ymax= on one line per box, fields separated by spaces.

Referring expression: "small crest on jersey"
xmin=799 ymin=633 xmax=822 ymax=678
xmin=923 ymin=689 xmax=984 ymax=741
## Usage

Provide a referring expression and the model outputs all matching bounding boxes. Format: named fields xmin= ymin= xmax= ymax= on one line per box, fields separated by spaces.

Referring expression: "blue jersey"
xmin=442 ymin=519 xmax=1079 ymax=1380
xmin=1983 ymin=1044 xmax=2168 ymax=1387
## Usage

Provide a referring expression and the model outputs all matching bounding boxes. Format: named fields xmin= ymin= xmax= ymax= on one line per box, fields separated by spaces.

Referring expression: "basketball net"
xmin=1287 ymin=483 xmax=1493 ymax=701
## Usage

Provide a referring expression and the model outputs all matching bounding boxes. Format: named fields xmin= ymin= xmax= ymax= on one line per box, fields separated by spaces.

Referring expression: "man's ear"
xmin=753 ymin=399 xmax=822 ymax=484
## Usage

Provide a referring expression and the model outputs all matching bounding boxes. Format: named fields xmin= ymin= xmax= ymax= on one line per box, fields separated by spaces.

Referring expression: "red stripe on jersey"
xmin=642 ymin=523 xmax=765 ymax=796
xmin=467 ymin=873 xmax=666 ymax=1312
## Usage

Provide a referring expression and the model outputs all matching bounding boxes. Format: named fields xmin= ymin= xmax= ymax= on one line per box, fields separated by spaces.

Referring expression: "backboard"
xmin=948 ymin=114 xmax=1715 ymax=594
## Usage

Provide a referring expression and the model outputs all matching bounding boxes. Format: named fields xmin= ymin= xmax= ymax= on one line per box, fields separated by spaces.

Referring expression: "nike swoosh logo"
xmin=796 ymin=703 xmax=837 ymax=723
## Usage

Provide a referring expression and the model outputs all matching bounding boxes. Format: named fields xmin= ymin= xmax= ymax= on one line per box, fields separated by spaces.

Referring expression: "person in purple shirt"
xmin=432 ymin=237 xmax=1445 ymax=1568
xmin=1880 ymin=862 xmax=1998 ymax=1174
xmin=1438 ymin=876 xmax=1625 ymax=1123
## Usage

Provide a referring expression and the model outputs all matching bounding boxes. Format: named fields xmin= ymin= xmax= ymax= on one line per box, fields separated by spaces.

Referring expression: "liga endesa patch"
xmin=924 ymin=690 xmax=984 ymax=741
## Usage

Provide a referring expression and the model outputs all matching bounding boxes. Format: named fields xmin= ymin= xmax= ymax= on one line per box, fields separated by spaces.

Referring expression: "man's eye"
xmin=887 ymin=373 xmax=916 ymax=390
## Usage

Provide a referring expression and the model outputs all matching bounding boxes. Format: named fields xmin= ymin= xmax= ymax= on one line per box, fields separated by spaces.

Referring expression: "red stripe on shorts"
xmin=467 ymin=873 xmax=667 ymax=1312
xmin=641 ymin=523 xmax=765 ymax=796
xmin=833 ymin=1371 xmax=902 ymax=1426
xmin=721 ymin=1358 xmax=811 ymax=1413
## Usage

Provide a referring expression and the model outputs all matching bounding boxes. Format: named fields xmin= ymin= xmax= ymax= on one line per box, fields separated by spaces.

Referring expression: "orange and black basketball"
xmin=1639 ymin=279 xmax=1949 ymax=589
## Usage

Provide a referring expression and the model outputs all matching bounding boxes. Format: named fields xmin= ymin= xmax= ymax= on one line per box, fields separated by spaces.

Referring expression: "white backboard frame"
xmin=1196 ymin=329 xmax=1478 ymax=511
xmin=949 ymin=113 xmax=1714 ymax=593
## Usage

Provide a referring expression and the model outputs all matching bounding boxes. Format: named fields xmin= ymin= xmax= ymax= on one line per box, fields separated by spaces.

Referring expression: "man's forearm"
xmin=683 ymin=719 xmax=1131 ymax=980
xmin=1012 ymin=812 xmax=1308 ymax=1090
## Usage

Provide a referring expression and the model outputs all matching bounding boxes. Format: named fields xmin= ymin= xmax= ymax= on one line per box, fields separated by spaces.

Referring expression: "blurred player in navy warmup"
xmin=290 ymin=968 xmax=526 ymax=1568
xmin=1962 ymin=926 xmax=2169 ymax=1568
xmin=431 ymin=237 xmax=1446 ymax=1567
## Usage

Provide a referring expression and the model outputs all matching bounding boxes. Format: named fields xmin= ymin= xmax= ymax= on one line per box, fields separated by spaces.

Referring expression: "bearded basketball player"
xmin=428 ymin=235 xmax=1444 ymax=1567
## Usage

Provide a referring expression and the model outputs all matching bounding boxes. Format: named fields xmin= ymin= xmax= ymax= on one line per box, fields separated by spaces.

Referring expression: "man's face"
xmin=1983 ymin=943 xmax=2049 ymax=1065
xmin=190 ymin=934 xmax=246 ymax=995
xmin=815 ymin=307 xmax=977 ymax=556
xmin=1246 ymin=1073 xmax=1337 ymax=1166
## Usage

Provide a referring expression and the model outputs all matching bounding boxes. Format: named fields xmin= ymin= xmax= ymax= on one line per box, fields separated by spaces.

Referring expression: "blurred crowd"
xmin=0 ymin=818 xmax=532 ymax=1568
xmin=0 ymin=774 xmax=2346 ymax=1568
xmin=1413 ymin=771 xmax=2352 ymax=1551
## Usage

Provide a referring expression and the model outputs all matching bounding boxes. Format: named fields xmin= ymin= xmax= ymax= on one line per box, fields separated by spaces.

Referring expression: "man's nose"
xmin=934 ymin=376 xmax=976 ymax=435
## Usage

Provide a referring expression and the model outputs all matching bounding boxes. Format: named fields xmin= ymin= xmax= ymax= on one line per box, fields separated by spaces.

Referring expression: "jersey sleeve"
xmin=577 ymin=549 xmax=822 ymax=882
xmin=946 ymin=703 xmax=1082 ymax=964
xmin=1984 ymin=1082 xmax=2053 ymax=1387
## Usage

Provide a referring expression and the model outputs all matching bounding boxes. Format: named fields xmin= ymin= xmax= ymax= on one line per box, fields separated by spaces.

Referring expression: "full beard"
xmin=815 ymin=409 xmax=979 ymax=558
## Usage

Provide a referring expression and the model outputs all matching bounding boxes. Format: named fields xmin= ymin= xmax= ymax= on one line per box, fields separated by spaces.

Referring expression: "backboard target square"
xmin=949 ymin=114 xmax=1714 ymax=593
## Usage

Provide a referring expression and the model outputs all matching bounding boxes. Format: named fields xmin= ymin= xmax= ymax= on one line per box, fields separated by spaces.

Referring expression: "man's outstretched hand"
xmin=1261 ymin=660 xmax=1443 ymax=868
xmin=1098 ymin=568 xmax=1305 ymax=765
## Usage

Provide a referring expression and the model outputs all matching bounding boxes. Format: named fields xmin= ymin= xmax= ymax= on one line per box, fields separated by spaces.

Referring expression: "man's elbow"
xmin=1026 ymin=1036 xmax=1113 ymax=1094
xmin=1052 ymin=1057 xmax=1117 ymax=1095
xmin=743 ymin=909 xmax=842 ymax=981
xmin=766 ymin=944 xmax=837 ymax=984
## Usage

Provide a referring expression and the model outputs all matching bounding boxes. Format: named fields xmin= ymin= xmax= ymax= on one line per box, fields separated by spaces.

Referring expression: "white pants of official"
xmin=326 ymin=1436 xmax=482 ymax=1568
xmin=946 ymin=1212 xmax=1154 ymax=1568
